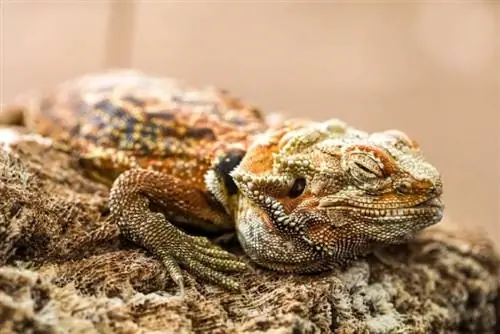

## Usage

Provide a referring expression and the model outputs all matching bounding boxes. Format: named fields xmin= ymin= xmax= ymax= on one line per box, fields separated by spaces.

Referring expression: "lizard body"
xmin=0 ymin=70 xmax=444 ymax=294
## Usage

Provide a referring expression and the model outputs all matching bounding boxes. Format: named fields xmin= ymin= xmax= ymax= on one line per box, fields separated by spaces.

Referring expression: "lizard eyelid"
xmin=354 ymin=161 xmax=376 ymax=175
xmin=351 ymin=158 xmax=383 ymax=179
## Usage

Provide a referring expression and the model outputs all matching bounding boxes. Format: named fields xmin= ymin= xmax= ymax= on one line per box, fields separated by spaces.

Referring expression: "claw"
xmin=157 ymin=249 xmax=185 ymax=296
xmin=173 ymin=275 xmax=185 ymax=298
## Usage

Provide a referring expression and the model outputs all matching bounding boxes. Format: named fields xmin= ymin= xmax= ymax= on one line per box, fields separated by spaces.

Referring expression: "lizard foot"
xmin=109 ymin=169 xmax=248 ymax=295
xmin=119 ymin=207 xmax=247 ymax=295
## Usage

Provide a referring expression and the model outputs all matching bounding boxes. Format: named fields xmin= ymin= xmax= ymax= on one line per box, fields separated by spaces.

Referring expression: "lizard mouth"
xmin=319 ymin=196 xmax=444 ymax=220
xmin=414 ymin=197 xmax=443 ymax=208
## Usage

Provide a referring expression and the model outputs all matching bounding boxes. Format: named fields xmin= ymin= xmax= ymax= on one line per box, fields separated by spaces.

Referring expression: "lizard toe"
xmin=191 ymin=251 xmax=248 ymax=272
xmin=192 ymin=242 xmax=240 ymax=259
xmin=156 ymin=249 xmax=185 ymax=297
xmin=154 ymin=224 xmax=245 ymax=292
xmin=188 ymin=235 xmax=215 ymax=247
xmin=181 ymin=256 xmax=242 ymax=292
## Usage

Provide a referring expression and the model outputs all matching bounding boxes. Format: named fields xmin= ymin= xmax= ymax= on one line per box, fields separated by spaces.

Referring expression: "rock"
xmin=0 ymin=134 xmax=499 ymax=333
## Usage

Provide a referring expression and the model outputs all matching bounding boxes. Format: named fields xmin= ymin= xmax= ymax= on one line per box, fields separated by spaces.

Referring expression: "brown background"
xmin=2 ymin=2 xmax=499 ymax=245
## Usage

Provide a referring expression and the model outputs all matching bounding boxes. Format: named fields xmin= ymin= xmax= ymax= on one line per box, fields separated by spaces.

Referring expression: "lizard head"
xmin=231 ymin=118 xmax=444 ymax=273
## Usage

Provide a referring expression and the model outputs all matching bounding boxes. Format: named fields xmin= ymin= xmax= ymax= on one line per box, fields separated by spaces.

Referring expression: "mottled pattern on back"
xmin=25 ymin=70 xmax=268 ymax=186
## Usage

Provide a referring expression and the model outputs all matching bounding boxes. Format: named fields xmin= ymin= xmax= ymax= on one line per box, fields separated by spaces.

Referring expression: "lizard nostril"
xmin=431 ymin=181 xmax=443 ymax=196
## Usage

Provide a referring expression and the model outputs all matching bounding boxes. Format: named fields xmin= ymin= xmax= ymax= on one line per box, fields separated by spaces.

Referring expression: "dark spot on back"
xmin=93 ymin=98 xmax=135 ymax=126
xmin=155 ymin=125 xmax=178 ymax=138
xmin=94 ymin=99 xmax=119 ymax=115
xmin=214 ymin=149 xmax=246 ymax=195
xmin=146 ymin=110 xmax=176 ymax=121
xmin=186 ymin=127 xmax=216 ymax=140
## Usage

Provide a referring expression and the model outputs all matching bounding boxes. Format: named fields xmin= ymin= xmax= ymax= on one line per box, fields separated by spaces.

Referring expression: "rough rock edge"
xmin=0 ymin=132 xmax=499 ymax=334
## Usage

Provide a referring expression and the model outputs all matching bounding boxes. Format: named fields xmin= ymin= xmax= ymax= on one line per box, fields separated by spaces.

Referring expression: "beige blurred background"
xmin=2 ymin=2 xmax=499 ymax=245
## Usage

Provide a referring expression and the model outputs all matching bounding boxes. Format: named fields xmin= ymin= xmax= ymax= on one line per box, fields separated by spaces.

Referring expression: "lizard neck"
xmin=204 ymin=148 xmax=247 ymax=219
xmin=204 ymin=124 xmax=287 ymax=220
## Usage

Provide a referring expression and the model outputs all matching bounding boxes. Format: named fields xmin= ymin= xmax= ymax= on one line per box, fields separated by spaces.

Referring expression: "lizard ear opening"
xmin=289 ymin=178 xmax=306 ymax=198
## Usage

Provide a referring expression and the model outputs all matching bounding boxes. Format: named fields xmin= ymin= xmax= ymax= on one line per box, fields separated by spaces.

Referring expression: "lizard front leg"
xmin=109 ymin=168 xmax=247 ymax=294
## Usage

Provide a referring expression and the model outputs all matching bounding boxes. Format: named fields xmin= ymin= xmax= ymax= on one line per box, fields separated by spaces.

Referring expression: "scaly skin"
xmin=0 ymin=70 xmax=444 ymax=294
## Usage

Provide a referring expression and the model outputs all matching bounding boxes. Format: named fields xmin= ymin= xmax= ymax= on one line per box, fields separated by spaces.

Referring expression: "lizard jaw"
xmin=318 ymin=195 xmax=444 ymax=224
xmin=235 ymin=194 xmax=444 ymax=274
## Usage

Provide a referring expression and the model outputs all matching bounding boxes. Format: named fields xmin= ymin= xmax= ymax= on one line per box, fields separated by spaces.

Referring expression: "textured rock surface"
xmin=0 ymin=132 xmax=499 ymax=334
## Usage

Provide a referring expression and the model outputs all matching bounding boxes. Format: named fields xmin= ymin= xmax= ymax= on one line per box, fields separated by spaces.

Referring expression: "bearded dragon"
xmin=0 ymin=70 xmax=444 ymax=294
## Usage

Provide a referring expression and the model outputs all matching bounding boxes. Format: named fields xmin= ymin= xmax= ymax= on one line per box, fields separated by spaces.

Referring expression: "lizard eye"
xmin=349 ymin=154 xmax=383 ymax=181
xmin=289 ymin=178 xmax=306 ymax=198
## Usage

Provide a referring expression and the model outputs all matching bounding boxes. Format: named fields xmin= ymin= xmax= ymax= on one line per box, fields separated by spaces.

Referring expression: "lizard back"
xmin=9 ymin=70 xmax=269 ymax=187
